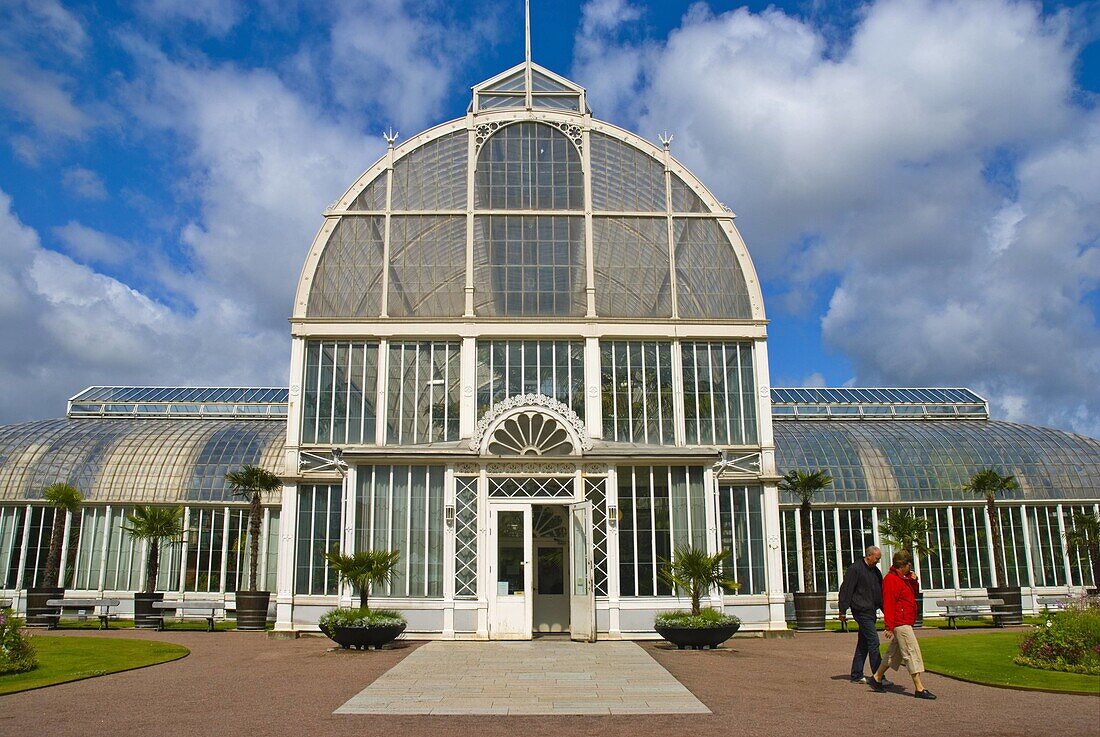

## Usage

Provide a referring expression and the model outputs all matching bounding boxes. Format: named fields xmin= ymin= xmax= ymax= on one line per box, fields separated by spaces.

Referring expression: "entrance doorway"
xmin=487 ymin=497 xmax=594 ymax=641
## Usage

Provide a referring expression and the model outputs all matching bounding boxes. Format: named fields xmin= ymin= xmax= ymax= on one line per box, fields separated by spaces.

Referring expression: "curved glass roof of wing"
xmin=770 ymin=387 xmax=988 ymax=420
xmin=0 ymin=418 xmax=284 ymax=503
xmin=67 ymin=386 xmax=289 ymax=419
xmin=773 ymin=419 xmax=1100 ymax=504
xmin=301 ymin=61 xmax=757 ymax=322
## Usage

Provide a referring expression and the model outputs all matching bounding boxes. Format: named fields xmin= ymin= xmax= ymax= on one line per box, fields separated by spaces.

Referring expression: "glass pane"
xmin=497 ymin=511 xmax=525 ymax=595
xmin=572 ymin=506 xmax=588 ymax=596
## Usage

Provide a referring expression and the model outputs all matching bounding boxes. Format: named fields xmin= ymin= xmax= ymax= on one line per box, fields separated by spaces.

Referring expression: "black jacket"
xmin=838 ymin=560 xmax=883 ymax=614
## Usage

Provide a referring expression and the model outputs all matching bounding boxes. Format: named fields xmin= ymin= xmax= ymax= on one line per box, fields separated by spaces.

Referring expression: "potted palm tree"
xmin=1064 ymin=509 xmax=1100 ymax=596
xmin=780 ymin=469 xmax=833 ymax=630
xmin=27 ymin=483 xmax=83 ymax=626
xmin=122 ymin=505 xmax=184 ymax=628
xmin=653 ymin=547 xmax=740 ymax=649
xmin=319 ymin=549 xmax=406 ymax=650
xmin=963 ymin=469 xmax=1022 ymax=625
xmin=225 ymin=464 xmax=281 ymax=630
xmin=878 ymin=508 xmax=933 ymax=627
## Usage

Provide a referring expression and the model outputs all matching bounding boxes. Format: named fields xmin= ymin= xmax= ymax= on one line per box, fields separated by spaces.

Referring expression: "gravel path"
xmin=2 ymin=628 xmax=1095 ymax=736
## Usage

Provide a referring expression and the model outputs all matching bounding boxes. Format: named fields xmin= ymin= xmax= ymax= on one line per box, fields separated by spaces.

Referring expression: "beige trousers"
xmin=883 ymin=625 xmax=924 ymax=675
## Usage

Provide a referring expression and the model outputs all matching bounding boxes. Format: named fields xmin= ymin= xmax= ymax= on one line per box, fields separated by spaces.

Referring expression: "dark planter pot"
xmin=25 ymin=587 xmax=64 ymax=627
xmin=793 ymin=592 xmax=827 ymax=631
xmin=235 ymin=591 xmax=271 ymax=630
xmin=324 ymin=623 xmax=407 ymax=650
xmin=989 ymin=585 xmax=1023 ymax=626
xmin=914 ymin=592 xmax=925 ymax=629
xmin=133 ymin=592 xmax=164 ymax=629
xmin=655 ymin=622 xmax=740 ymax=650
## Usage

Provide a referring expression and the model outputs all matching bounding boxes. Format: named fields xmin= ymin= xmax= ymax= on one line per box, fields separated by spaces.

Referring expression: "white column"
xmin=443 ymin=464 xmax=456 ymax=638
xmin=14 ymin=504 xmax=33 ymax=593
xmin=274 ymin=484 xmax=298 ymax=631
xmin=606 ymin=468 xmax=621 ymax=637
xmin=946 ymin=506 xmax=960 ymax=591
xmin=704 ymin=467 xmax=722 ymax=610
xmin=460 ymin=336 xmax=477 ymax=438
xmin=762 ymin=483 xmax=787 ymax=630
xmin=58 ymin=510 xmax=73 ymax=588
xmin=583 ymin=337 xmax=601 ymax=439
xmin=1055 ymin=504 xmax=1073 ymax=587
xmin=97 ymin=506 xmax=111 ymax=594
xmin=670 ymin=341 xmax=686 ymax=446
xmin=339 ymin=467 xmax=356 ymax=608
xmin=219 ymin=507 xmax=231 ymax=595
xmin=375 ymin=339 xmax=390 ymax=446
xmin=982 ymin=503 xmax=998 ymax=587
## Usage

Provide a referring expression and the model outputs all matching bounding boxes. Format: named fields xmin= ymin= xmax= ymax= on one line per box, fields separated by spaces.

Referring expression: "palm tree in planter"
xmin=1064 ymin=509 xmax=1100 ymax=596
xmin=319 ymin=549 xmax=406 ymax=650
xmin=878 ymin=508 xmax=934 ymax=627
xmin=779 ymin=469 xmax=833 ymax=630
xmin=962 ymin=469 xmax=1022 ymax=624
xmin=654 ymin=547 xmax=741 ymax=649
xmin=26 ymin=483 xmax=83 ymax=626
xmin=122 ymin=505 xmax=184 ymax=628
xmin=225 ymin=464 xmax=281 ymax=630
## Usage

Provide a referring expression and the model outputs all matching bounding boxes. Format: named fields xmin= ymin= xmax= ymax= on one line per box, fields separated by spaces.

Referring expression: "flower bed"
xmin=655 ymin=609 xmax=741 ymax=629
xmin=0 ymin=609 xmax=37 ymax=675
xmin=1015 ymin=597 xmax=1100 ymax=676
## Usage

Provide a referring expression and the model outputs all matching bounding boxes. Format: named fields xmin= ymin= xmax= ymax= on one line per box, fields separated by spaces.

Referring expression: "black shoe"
xmin=914 ymin=689 xmax=937 ymax=700
xmin=881 ymin=677 xmax=893 ymax=688
xmin=850 ymin=676 xmax=866 ymax=683
xmin=868 ymin=676 xmax=887 ymax=692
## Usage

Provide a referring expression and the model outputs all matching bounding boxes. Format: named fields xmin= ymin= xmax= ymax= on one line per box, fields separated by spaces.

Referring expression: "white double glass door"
xmin=488 ymin=500 xmax=594 ymax=640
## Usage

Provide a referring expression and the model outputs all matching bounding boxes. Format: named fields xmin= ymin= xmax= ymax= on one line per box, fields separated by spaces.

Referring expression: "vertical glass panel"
xmin=584 ymin=477 xmax=608 ymax=597
xmin=600 ymin=341 xmax=675 ymax=444
xmin=306 ymin=216 xmax=385 ymax=318
xmin=21 ymin=507 xmax=55 ymax=589
xmin=265 ymin=510 xmax=280 ymax=592
xmin=353 ymin=466 xmax=445 ymax=598
xmin=497 ymin=510 xmax=525 ymax=595
xmin=682 ymin=341 xmax=758 ymax=445
xmin=1063 ymin=505 xmax=1096 ymax=587
xmin=673 ymin=218 xmax=752 ymax=318
xmin=301 ymin=340 xmax=379 ymax=445
xmin=349 ymin=172 xmax=386 ymax=211
xmin=719 ymin=486 xmax=766 ymax=595
xmin=616 ymin=466 xmax=707 ymax=599
xmin=996 ymin=506 xmax=1027 ymax=587
xmin=294 ymin=485 xmax=342 ymax=596
xmin=781 ymin=509 xmax=800 ymax=593
xmin=572 ymin=506 xmax=589 ymax=596
xmin=593 ymin=218 xmax=672 ymax=318
xmin=390 ymin=130 xmax=467 ymax=210
xmin=476 ymin=340 xmax=585 ymax=416
xmin=386 ymin=342 xmax=461 ymax=444
xmin=953 ymin=506 xmax=991 ymax=588
xmin=473 ymin=215 xmax=586 ymax=317
xmin=0 ymin=506 xmax=26 ymax=589
xmin=475 ymin=122 xmax=582 ymax=210
xmin=670 ymin=176 xmax=709 ymax=212
xmin=838 ymin=508 xmax=876 ymax=571
xmin=1027 ymin=506 xmax=1066 ymax=586
xmin=589 ymin=133 xmax=666 ymax=212
xmin=72 ymin=507 xmax=105 ymax=590
xmin=387 ymin=216 xmax=466 ymax=317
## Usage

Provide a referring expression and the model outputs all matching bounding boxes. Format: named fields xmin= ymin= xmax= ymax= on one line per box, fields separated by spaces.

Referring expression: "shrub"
xmin=318 ymin=607 xmax=406 ymax=631
xmin=1015 ymin=596 xmax=1100 ymax=675
xmin=0 ymin=609 xmax=37 ymax=675
xmin=655 ymin=609 xmax=741 ymax=629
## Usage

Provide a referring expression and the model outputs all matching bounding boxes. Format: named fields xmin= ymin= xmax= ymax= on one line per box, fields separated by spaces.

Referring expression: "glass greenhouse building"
xmin=1 ymin=62 xmax=1097 ymax=638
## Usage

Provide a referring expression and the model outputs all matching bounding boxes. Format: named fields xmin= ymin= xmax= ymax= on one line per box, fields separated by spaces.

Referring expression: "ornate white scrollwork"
xmin=471 ymin=393 xmax=591 ymax=455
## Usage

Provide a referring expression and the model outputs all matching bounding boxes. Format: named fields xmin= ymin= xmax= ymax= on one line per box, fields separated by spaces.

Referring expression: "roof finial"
xmin=383 ymin=128 xmax=399 ymax=148
xmin=524 ymin=0 xmax=533 ymax=109
xmin=659 ymin=131 xmax=674 ymax=150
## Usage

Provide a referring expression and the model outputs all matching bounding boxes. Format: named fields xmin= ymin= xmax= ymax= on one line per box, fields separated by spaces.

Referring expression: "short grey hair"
xmin=865 ymin=545 xmax=881 ymax=557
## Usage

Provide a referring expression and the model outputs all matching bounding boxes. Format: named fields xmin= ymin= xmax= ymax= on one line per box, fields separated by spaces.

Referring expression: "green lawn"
xmin=810 ymin=615 xmax=1046 ymax=632
xmin=917 ymin=631 xmax=1100 ymax=695
xmin=51 ymin=618 xmax=249 ymax=632
xmin=0 ymin=636 xmax=189 ymax=695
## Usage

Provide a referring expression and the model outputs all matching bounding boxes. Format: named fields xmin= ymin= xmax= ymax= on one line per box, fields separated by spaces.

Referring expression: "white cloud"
xmin=53 ymin=221 xmax=131 ymax=265
xmin=132 ymin=0 xmax=244 ymax=36
xmin=575 ymin=0 xmax=1100 ymax=435
xmin=61 ymin=166 xmax=108 ymax=200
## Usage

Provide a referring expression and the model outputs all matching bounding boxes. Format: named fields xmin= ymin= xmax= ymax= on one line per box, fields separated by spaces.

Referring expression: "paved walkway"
xmin=335 ymin=640 xmax=710 ymax=715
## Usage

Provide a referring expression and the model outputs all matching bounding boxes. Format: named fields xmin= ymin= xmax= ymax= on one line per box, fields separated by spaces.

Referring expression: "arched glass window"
xmin=475 ymin=122 xmax=583 ymax=210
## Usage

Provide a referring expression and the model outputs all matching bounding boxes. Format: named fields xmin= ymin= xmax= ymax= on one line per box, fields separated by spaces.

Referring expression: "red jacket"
xmin=882 ymin=566 xmax=920 ymax=631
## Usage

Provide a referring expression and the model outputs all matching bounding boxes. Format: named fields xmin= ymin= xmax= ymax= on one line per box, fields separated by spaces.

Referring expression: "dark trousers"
xmin=850 ymin=609 xmax=882 ymax=679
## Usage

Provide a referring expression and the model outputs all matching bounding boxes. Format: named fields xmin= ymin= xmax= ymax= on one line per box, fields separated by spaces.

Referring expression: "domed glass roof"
xmin=296 ymin=63 xmax=762 ymax=322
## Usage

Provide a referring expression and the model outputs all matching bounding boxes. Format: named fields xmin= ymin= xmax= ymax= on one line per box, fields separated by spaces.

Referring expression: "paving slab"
xmin=334 ymin=640 xmax=710 ymax=715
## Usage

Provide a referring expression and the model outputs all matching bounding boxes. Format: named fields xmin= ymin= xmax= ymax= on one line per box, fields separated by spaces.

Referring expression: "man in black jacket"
xmin=838 ymin=545 xmax=884 ymax=683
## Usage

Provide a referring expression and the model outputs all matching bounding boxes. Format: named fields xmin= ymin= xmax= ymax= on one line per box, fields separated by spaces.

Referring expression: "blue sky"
xmin=1 ymin=0 xmax=1099 ymax=435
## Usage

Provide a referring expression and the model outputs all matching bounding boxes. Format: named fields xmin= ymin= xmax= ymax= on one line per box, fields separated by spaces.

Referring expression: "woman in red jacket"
xmin=869 ymin=550 xmax=937 ymax=700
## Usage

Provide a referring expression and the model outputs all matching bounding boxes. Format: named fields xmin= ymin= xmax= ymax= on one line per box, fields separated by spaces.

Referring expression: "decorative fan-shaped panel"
xmin=486 ymin=410 xmax=575 ymax=456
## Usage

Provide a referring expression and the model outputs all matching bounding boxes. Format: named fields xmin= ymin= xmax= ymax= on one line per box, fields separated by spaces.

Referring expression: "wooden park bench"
xmin=1036 ymin=596 xmax=1072 ymax=611
xmin=935 ymin=597 xmax=1004 ymax=629
xmin=42 ymin=598 xmax=121 ymax=630
xmin=151 ymin=600 xmax=230 ymax=632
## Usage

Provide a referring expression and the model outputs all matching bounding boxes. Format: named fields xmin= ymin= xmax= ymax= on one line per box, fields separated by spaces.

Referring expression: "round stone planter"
xmin=655 ymin=622 xmax=740 ymax=650
xmin=133 ymin=591 xmax=164 ymax=629
xmin=323 ymin=623 xmax=407 ymax=650
xmin=793 ymin=592 xmax=827 ymax=631
xmin=235 ymin=591 xmax=271 ymax=630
